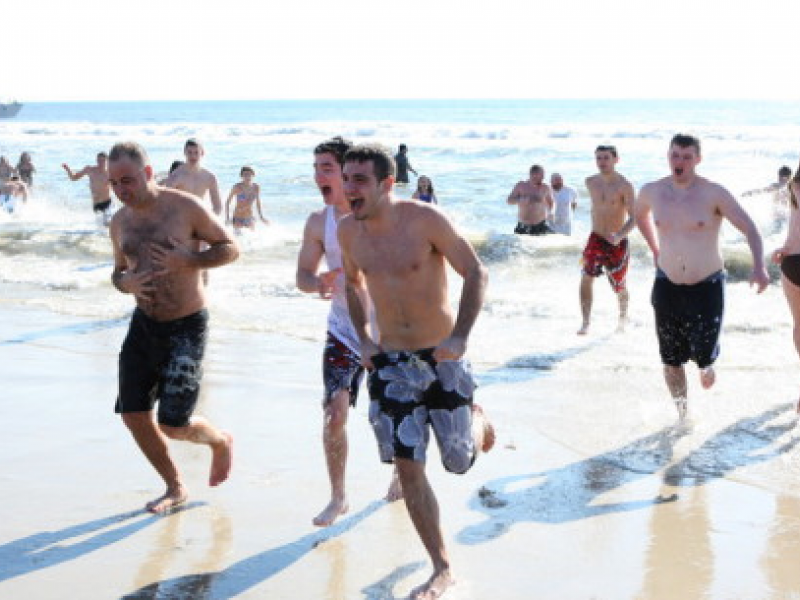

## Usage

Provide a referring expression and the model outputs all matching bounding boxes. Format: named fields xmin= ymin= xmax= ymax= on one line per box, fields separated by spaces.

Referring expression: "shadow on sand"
xmin=459 ymin=405 xmax=799 ymax=545
xmin=0 ymin=503 xmax=202 ymax=582
xmin=0 ymin=317 xmax=127 ymax=346
xmin=123 ymin=500 xmax=386 ymax=599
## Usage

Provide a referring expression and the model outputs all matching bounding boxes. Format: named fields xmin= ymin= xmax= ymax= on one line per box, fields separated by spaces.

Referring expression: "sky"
xmin=6 ymin=0 xmax=800 ymax=102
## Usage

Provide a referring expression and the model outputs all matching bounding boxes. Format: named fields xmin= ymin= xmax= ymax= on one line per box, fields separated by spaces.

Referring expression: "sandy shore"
xmin=2 ymin=304 xmax=800 ymax=599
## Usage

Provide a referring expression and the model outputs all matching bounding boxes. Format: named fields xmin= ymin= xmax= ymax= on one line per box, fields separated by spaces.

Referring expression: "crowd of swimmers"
xmin=6 ymin=132 xmax=800 ymax=599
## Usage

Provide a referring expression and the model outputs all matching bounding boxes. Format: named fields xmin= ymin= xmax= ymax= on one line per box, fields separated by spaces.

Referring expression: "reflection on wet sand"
xmin=762 ymin=495 xmax=800 ymax=595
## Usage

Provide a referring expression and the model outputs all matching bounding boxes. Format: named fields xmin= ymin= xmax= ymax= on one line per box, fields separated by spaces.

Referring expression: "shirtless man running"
xmin=508 ymin=164 xmax=555 ymax=235
xmin=578 ymin=145 xmax=636 ymax=335
xmin=297 ymin=137 xmax=400 ymax=528
xmin=108 ymin=141 xmax=238 ymax=513
xmin=63 ymin=152 xmax=114 ymax=225
xmin=0 ymin=175 xmax=28 ymax=213
xmin=636 ymin=133 xmax=768 ymax=419
xmin=339 ymin=144 xmax=495 ymax=600
xmin=163 ymin=138 xmax=223 ymax=216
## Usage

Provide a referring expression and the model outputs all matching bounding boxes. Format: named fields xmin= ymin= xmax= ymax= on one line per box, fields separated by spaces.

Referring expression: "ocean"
xmin=0 ymin=99 xmax=798 ymax=387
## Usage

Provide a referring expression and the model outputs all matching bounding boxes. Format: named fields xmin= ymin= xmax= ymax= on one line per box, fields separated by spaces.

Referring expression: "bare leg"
xmin=781 ymin=274 xmax=800 ymax=412
xmin=396 ymin=458 xmax=455 ymax=599
xmin=314 ymin=389 xmax=350 ymax=527
xmin=472 ymin=404 xmax=495 ymax=453
xmin=385 ymin=467 xmax=403 ymax=502
xmin=700 ymin=367 xmax=716 ymax=389
xmin=664 ymin=365 xmax=688 ymax=420
xmin=160 ymin=415 xmax=233 ymax=487
xmin=578 ymin=274 xmax=593 ymax=335
xmin=122 ymin=412 xmax=187 ymax=513
xmin=615 ymin=287 xmax=629 ymax=333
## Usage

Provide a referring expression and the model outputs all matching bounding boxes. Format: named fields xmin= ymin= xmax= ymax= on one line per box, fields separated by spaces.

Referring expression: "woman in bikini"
xmin=772 ymin=159 xmax=800 ymax=410
xmin=225 ymin=166 xmax=269 ymax=234
xmin=411 ymin=175 xmax=438 ymax=204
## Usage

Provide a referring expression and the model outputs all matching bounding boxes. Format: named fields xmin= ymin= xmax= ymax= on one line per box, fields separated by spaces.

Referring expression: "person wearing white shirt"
xmin=550 ymin=173 xmax=578 ymax=235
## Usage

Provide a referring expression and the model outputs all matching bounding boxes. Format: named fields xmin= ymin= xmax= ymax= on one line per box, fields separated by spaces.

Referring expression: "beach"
xmin=2 ymin=99 xmax=800 ymax=598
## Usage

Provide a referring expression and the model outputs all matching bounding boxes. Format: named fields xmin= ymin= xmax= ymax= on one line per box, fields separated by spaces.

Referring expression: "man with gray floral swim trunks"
xmin=338 ymin=144 xmax=495 ymax=600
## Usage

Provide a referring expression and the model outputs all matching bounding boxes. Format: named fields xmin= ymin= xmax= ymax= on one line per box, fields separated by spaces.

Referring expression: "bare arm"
xmin=614 ymin=181 xmax=637 ymax=242
xmin=545 ymin=186 xmax=555 ymax=220
xmin=428 ymin=211 xmax=488 ymax=360
xmin=209 ymin=174 xmax=222 ymax=216
xmin=254 ymin=184 xmax=268 ymax=223
xmin=507 ymin=182 xmax=521 ymax=205
xmin=224 ymin=185 xmax=236 ymax=223
xmin=62 ymin=164 xmax=87 ymax=181
xmin=635 ymin=185 xmax=659 ymax=263
xmin=718 ymin=188 xmax=768 ymax=292
xmin=295 ymin=211 xmax=336 ymax=297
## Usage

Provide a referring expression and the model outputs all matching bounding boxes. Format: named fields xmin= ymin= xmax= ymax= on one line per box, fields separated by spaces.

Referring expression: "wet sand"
xmin=2 ymin=305 xmax=800 ymax=599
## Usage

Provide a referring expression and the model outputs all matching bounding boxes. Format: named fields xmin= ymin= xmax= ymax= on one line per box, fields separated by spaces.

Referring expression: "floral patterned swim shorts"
xmin=367 ymin=348 xmax=478 ymax=474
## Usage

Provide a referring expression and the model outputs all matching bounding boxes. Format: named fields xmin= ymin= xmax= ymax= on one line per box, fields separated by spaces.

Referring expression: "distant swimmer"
xmin=636 ymin=133 xmax=768 ymax=419
xmin=393 ymin=143 xmax=417 ymax=184
xmin=550 ymin=172 xmax=578 ymax=235
xmin=770 ymin=161 xmax=800 ymax=411
xmin=578 ymin=145 xmax=635 ymax=335
xmin=743 ymin=165 xmax=793 ymax=226
xmin=508 ymin=164 xmax=555 ymax=235
xmin=225 ymin=166 xmax=269 ymax=234
xmin=296 ymin=137 xmax=401 ymax=528
xmin=163 ymin=138 xmax=223 ymax=216
xmin=0 ymin=155 xmax=13 ymax=182
xmin=62 ymin=152 xmax=114 ymax=226
xmin=0 ymin=175 xmax=28 ymax=213
xmin=16 ymin=152 xmax=35 ymax=186
xmin=412 ymin=175 xmax=438 ymax=204
xmin=339 ymin=144 xmax=494 ymax=600
xmin=108 ymin=141 xmax=239 ymax=514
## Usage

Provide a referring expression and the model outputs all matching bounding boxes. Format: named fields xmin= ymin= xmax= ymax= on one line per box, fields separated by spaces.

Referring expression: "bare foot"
xmin=209 ymin=431 xmax=233 ymax=487
xmin=472 ymin=404 xmax=495 ymax=453
xmin=700 ymin=367 xmax=716 ymax=390
xmin=577 ymin=322 xmax=589 ymax=336
xmin=146 ymin=485 xmax=188 ymax=514
xmin=313 ymin=497 xmax=349 ymax=527
xmin=385 ymin=470 xmax=403 ymax=502
xmin=410 ymin=570 xmax=455 ymax=599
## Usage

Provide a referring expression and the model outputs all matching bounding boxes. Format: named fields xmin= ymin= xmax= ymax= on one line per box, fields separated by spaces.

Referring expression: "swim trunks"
xmin=322 ymin=331 xmax=364 ymax=406
xmin=368 ymin=348 xmax=477 ymax=474
xmin=1 ymin=194 xmax=12 ymax=213
xmin=582 ymin=232 xmax=629 ymax=292
xmin=781 ymin=254 xmax=800 ymax=287
xmin=116 ymin=308 xmax=208 ymax=427
xmin=94 ymin=199 xmax=112 ymax=213
xmin=232 ymin=216 xmax=255 ymax=228
xmin=514 ymin=220 xmax=555 ymax=236
xmin=650 ymin=269 xmax=725 ymax=368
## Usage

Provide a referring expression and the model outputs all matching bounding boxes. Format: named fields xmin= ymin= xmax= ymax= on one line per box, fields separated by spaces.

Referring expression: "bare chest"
xmin=651 ymin=192 xmax=720 ymax=234
xmin=353 ymin=233 xmax=431 ymax=279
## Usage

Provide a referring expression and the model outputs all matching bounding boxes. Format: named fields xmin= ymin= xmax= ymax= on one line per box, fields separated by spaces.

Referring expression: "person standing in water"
xmin=550 ymin=172 xmax=578 ymax=235
xmin=771 ymin=161 xmax=800 ymax=411
xmin=394 ymin=144 xmax=417 ymax=184
xmin=225 ymin=166 xmax=269 ymax=234
xmin=63 ymin=152 xmax=114 ymax=225
xmin=108 ymin=141 xmax=238 ymax=513
xmin=636 ymin=133 xmax=768 ymax=419
xmin=412 ymin=175 xmax=438 ymax=204
xmin=163 ymin=138 xmax=223 ymax=216
xmin=296 ymin=137 xmax=401 ymax=528
xmin=507 ymin=164 xmax=555 ymax=235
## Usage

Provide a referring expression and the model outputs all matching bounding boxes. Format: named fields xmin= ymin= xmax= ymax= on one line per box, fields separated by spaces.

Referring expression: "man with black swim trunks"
xmin=339 ymin=144 xmax=495 ymax=600
xmin=636 ymin=133 xmax=768 ymax=419
xmin=508 ymin=164 xmax=555 ymax=236
xmin=108 ymin=141 xmax=239 ymax=514
xmin=63 ymin=152 xmax=114 ymax=226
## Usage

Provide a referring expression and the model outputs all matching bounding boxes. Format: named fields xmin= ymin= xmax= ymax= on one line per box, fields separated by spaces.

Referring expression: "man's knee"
xmin=324 ymin=390 xmax=351 ymax=430
xmin=158 ymin=422 xmax=189 ymax=440
xmin=441 ymin=444 xmax=476 ymax=475
xmin=121 ymin=411 xmax=152 ymax=431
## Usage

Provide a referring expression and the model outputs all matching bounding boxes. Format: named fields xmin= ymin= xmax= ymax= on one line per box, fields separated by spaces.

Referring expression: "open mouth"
xmin=674 ymin=168 xmax=684 ymax=176
xmin=319 ymin=185 xmax=332 ymax=196
xmin=349 ymin=197 xmax=364 ymax=212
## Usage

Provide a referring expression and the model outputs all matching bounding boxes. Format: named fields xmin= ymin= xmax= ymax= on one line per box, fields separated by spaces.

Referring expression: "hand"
xmin=360 ymin=338 xmax=382 ymax=370
xmin=772 ymin=247 xmax=787 ymax=265
xmin=150 ymin=236 xmax=193 ymax=276
xmin=433 ymin=336 xmax=467 ymax=362
xmin=122 ymin=270 xmax=156 ymax=301
xmin=751 ymin=265 xmax=770 ymax=294
xmin=317 ymin=268 xmax=341 ymax=300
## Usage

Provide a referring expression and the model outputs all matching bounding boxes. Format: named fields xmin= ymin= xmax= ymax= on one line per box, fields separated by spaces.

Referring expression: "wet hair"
xmin=97 ymin=152 xmax=108 ymax=159
xmin=344 ymin=144 xmax=397 ymax=182
xmin=416 ymin=175 xmax=435 ymax=195
xmin=529 ymin=164 xmax=544 ymax=174
xmin=670 ymin=133 xmax=701 ymax=154
xmin=778 ymin=166 xmax=792 ymax=178
xmin=398 ymin=144 xmax=408 ymax=152
xmin=595 ymin=145 xmax=618 ymax=158
xmin=240 ymin=166 xmax=255 ymax=177
xmin=168 ymin=160 xmax=183 ymax=174
xmin=108 ymin=141 xmax=150 ymax=167
xmin=184 ymin=138 xmax=203 ymax=151
xmin=314 ymin=136 xmax=353 ymax=167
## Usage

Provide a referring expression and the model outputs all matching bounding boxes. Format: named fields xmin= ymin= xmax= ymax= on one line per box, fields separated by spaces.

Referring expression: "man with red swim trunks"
xmin=578 ymin=145 xmax=636 ymax=335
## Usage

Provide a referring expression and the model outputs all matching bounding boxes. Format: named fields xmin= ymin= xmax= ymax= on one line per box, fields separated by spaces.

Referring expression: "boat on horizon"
xmin=0 ymin=101 xmax=23 ymax=118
